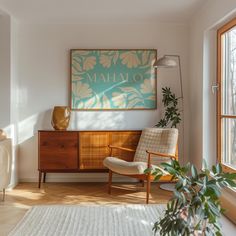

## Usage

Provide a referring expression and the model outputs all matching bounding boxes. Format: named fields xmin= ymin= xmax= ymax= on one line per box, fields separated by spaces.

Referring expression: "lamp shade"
xmin=153 ymin=56 xmax=177 ymax=68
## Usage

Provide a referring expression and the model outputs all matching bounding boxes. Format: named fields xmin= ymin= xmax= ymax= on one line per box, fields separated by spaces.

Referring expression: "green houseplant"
xmin=147 ymin=160 xmax=236 ymax=236
xmin=156 ymin=87 xmax=181 ymax=128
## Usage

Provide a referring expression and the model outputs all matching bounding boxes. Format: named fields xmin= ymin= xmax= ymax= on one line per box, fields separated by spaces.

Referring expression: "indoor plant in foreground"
xmin=147 ymin=160 xmax=236 ymax=236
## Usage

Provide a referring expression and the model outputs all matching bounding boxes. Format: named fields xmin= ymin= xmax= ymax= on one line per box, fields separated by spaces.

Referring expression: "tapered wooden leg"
xmin=108 ymin=170 xmax=112 ymax=194
xmin=146 ymin=175 xmax=151 ymax=204
xmin=43 ymin=172 xmax=46 ymax=183
xmin=2 ymin=188 xmax=5 ymax=201
xmin=38 ymin=171 xmax=42 ymax=188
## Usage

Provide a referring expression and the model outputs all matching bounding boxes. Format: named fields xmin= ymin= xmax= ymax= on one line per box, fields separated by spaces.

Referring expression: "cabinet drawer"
xmin=39 ymin=131 xmax=78 ymax=170
xmin=79 ymin=132 xmax=110 ymax=169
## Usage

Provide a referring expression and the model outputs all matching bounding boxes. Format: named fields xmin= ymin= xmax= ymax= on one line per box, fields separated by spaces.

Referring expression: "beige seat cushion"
xmin=103 ymin=157 xmax=166 ymax=175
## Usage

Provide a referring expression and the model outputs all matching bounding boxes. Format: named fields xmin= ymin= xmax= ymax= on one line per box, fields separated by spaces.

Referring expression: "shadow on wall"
xmin=70 ymin=111 xmax=126 ymax=130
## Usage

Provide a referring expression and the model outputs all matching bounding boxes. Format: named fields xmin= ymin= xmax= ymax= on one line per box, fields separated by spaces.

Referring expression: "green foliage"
xmin=148 ymin=160 xmax=236 ymax=236
xmin=156 ymin=87 xmax=181 ymax=128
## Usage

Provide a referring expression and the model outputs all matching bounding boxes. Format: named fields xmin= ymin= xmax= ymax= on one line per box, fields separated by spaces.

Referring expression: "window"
xmin=218 ymin=18 xmax=236 ymax=172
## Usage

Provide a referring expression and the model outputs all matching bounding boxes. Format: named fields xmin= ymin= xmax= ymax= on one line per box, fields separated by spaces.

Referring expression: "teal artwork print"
xmin=70 ymin=49 xmax=157 ymax=110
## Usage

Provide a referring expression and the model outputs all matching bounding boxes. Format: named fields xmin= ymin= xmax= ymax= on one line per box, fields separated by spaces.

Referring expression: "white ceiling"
xmin=0 ymin=0 xmax=205 ymax=24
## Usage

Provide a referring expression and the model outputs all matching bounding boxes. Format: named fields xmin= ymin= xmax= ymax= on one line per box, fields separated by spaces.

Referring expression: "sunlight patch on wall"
xmin=18 ymin=113 xmax=39 ymax=144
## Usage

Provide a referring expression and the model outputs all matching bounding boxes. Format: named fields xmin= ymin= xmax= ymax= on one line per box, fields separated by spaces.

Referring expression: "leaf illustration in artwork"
xmin=72 ymin=56 xmax=83 ymax=64
xmin=100 ymin=55 xmax=112 ymax=68
xmin=108 ymin=51 xmax=115 ymax=56
xmin=74 ymin=51 xmax=89 ymax=56
xmin=120 ymin=51 xmax=140 ymax=68
xmin=113 ymin=52 xmax=119 ymax=64
xmin=142 ymin=51 xmax=150 ymax=65
xmin=72 ymin=75 xmax=83 ymax=81
xmin=146 ymin=95 xmax=156 ymax=100
xmin=127 ymin=98 xmax=143 ymax=108
xmin=94 ymin=94 xmax=102 ymax=108
xmin=119 ymin=87 xmax=139 ymax=93
xmin=84 ymin=96 xmax=96 ymax=108
xmin=145 ymin=67 xmax=154 ymax=75
xmin=112 ymin=92 xmax=126 ymax=108
xmin=128 ymin=93 xmax=139 ymax=100
xmin=72 ymin=81 xmax=93 ymax=99
xmin=75 ymin=100 xmax=84 ymax=109
xmin=72 ymin=62 xmax=83 ymax=74
xmin=102 ymin=94 xmax=111 ymax=108
xmin=83 ymin=56 xmax=96 ymax=71
xmin=140 ymin=79 xmax=155 ymax=94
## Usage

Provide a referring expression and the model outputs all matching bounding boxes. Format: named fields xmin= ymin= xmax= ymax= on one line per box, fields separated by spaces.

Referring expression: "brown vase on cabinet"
xmin=51 ymin=106 xmax=71 ymax=130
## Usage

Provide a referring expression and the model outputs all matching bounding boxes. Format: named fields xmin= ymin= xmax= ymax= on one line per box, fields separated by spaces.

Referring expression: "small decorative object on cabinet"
xmin=38 ymin=130 xmax=141 ymax=188
xmin=51 ymin=106 xmax=71 ymax=130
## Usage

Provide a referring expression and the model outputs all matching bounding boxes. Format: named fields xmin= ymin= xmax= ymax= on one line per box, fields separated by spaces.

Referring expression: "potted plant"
xmin=156 ymin=87 xmax=181 ymax=128
xmin=147 ymin=160 xmax=236 ymax=236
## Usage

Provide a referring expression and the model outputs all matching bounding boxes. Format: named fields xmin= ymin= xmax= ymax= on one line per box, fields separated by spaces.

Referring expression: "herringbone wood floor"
xmin=0 ymin=182 xmax=172 ymax=236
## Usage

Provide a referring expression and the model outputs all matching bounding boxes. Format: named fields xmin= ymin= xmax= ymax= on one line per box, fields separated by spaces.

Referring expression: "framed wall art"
xmin=70 ymin=49 xmax=157 ymax=110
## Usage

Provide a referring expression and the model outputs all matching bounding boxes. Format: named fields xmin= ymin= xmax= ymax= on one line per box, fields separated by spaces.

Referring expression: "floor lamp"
xmin=153 ymin=55 xmax=184 ymax=191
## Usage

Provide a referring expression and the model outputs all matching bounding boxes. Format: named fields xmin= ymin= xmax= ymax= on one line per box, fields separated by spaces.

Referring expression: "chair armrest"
xmin=146 ymin=150 xmax=177 ymax=169
xmin=146 ymin=150 xmax=176 ymax=159
xmin=108 ymin=145 xmax=136 ymax=153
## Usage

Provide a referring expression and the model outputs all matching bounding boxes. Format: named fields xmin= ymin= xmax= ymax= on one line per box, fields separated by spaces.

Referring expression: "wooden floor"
xmin=0 ymin=182 xmax=172 ymax=236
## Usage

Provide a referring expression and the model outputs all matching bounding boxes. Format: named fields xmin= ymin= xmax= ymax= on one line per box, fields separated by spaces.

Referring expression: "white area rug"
xmin=9 ymin=205 xmax=165 ymax=236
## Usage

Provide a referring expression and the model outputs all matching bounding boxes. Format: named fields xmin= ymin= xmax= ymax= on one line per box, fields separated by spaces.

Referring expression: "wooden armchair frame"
xmin=107 ymin=145 xmax=178 ymax=204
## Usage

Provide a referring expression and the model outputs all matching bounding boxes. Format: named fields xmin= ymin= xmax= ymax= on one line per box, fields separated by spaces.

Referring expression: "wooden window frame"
xmin=217 ymin=17 xmax=236 ymax=173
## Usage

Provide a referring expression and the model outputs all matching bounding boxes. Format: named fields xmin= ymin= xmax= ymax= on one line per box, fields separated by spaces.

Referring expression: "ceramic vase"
xmin=51 ymin=106 xmax=71 ymax=130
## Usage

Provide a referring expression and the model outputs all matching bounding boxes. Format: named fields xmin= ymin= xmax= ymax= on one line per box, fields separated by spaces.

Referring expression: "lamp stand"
xmin=156 ymin=55 xmax=184 ymax=192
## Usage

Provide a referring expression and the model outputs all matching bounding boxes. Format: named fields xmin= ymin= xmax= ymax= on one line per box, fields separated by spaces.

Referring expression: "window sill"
xmin=221 ymin=187 xmax=236 ymax=224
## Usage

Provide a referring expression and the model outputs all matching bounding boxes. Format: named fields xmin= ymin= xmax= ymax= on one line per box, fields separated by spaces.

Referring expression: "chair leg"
xmin=2 ymin=188 xmax=5 ymax=201
xmin=38 ymin=171 xmax=42 ymax=188
xmin=43 ymin=172 xmax=47 ymax=183
xmin=146 ymin=175 xmax=151 ymax=204
xmin=108 ymin=170 xmax=112 ymax=194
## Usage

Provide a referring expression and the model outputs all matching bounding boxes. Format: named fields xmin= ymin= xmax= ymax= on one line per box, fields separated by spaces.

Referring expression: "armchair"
xmin=103 ymin=128 xmax=178 ymax=204
xmin=0 ymin=138 xmax=12 ymax=201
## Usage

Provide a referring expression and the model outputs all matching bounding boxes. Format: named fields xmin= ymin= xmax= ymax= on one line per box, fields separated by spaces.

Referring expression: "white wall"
xmin=0 ymin=13 xmax=11 ymax=128
xmin=16 ymin=22 xmax=190 ymax=182
xmin=189 ymin=0 xmax=236 ymax=169
xmin=189 ymin=1 xmax=236 ymax=223
xmin=0 ymin=12 xmax=19 ymax=188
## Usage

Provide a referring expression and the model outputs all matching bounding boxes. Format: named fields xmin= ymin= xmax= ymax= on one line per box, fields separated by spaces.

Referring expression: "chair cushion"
xmin=134 ymin=128 xmax=178 ymax=166
xmin=103 ymin=157 xmax=166 ymax=175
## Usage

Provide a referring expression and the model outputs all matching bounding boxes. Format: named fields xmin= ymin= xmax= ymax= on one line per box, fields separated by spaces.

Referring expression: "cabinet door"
xmin=110 ymin=131 xmax=141 ymax=161
xmin=39 ymin=131 xmax=78 ymax=170
xmin=79 ymin=132 xmax=109 ymax=170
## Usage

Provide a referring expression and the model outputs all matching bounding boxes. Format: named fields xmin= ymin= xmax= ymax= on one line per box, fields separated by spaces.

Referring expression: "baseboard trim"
xmin=19 ymin=176 xmax=138 ymax=183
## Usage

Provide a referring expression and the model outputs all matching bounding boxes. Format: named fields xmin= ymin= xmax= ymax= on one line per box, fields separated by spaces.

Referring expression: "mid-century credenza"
xmin=38 ymin=130 xmax=141 ymax=187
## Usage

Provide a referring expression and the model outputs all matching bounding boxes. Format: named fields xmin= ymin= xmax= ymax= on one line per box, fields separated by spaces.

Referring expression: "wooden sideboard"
xmin=38 ymin=130 xmax=141 ymax=187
